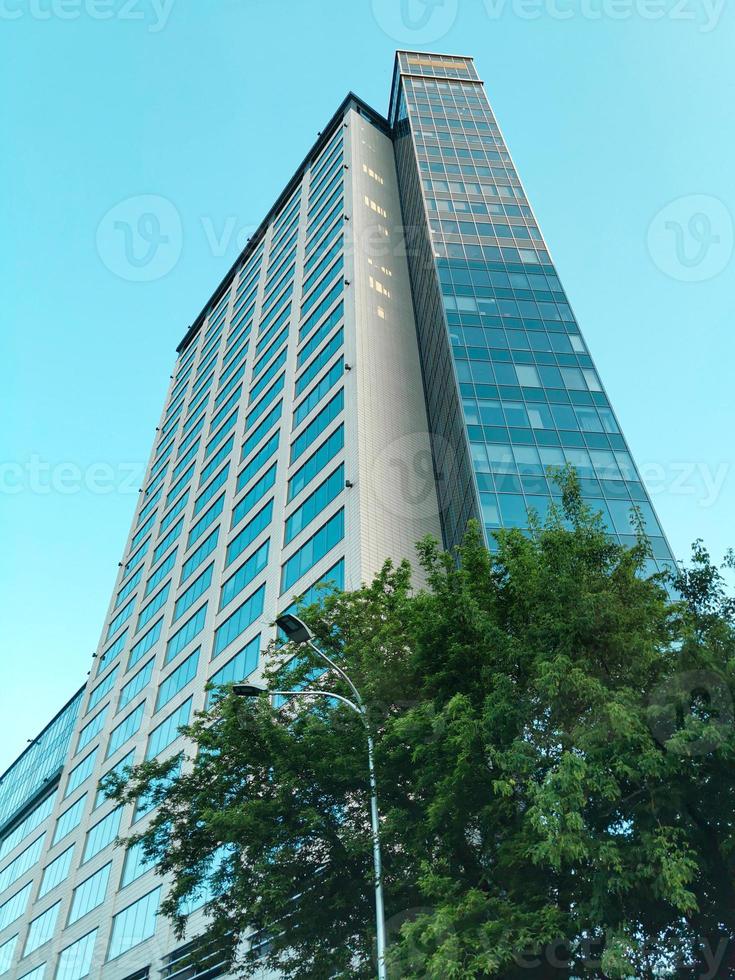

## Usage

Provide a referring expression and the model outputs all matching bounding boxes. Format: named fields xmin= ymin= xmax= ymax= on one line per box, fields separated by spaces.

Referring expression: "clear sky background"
xmin=2 ymin=0 xmax=733 ymax=773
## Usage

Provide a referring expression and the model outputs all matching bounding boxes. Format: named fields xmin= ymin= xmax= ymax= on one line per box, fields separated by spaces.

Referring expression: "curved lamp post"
xmin=232 ymin=614 xmax=388 ymax=980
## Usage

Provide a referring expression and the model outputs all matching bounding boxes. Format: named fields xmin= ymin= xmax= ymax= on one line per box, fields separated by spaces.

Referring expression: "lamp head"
xmin=232 ymin=683 xmax=268 ymax=698
xmin=276 ymin=614 xmax=313 ymax=645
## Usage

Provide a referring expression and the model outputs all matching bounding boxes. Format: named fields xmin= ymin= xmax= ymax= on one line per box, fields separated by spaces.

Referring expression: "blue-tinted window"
xmin=155 ymin=650 xmax=200 ymax=713
xmin=232 ymin=463 xmax=277 ymax=529
xmin=0 ymin=833 xmax=45 ymax=892
xmin=107 ymin=887 xmax=161 ymax=961
xmin=245 ymin=375 xmax=284 ymax=430
xmin=300 ymin=236 xmax=343 ymax=298
xmin=291 ymin=389 xmax=344 ymax=463
xmin=115 ymin=565 xmax=142 ymax=609
xmin=300 ymin=255 xmax=343 ymax=318
xmin=209 ymin=386 xmax=242 ymax=435
xmin=68 ymin=862 xmax=111 ymax=924
xmin=65 ymin=748 xmax=97 ymax=799
xmin=0 ymin=881 xmax=32 ymax=932
xmin=285 ymin=466 xmax=343 ymax=544
xmin=215 ymin=361 xmax=246 ymax=408
xmin=38 ymin=844 xmax=74 ymax=898
xmin=1 ymin=794 xmax=54 ymax=862
xmin=220 ymin=540 xmax=269 ymax=610
xmin=128 ymin=618 xmax=163 ymax=671
xmin=77 ymin=707 xmax=108 ymax=754
xmin=199 ymin=435 xmax=235 ymax=486
xmin=241 ymin=401 xmax=282 ymax=461
xmin=280 ymin=558 xmax=345 ymax=614
xmin=87 ymin=665 xmax=118 ymax=713
xmin=23 ymin=900 xmax=60 ymax=954
xmin=152 ymin=518 xmax=184 ymax=566
xmin=94 ymin=749 xmax=135 ymax=810
xmin=293 ymin=357 xmax=343 ymax=427
xmin=174 ymin=564 xmax=214 ymax=622
xmin=250 ymin=348 xmax=288 ymax=404
xmin=207 ymin=634 xmax=260 ymax=706
xmin=187 ymin=493 xmax=225 ymax=548
xmin=106 ymin=703 xmax=145 ymax=760
xmin=106 ymin=597 xmax=134 ymax=641
xmin=252 ymin=325 xmax=288 ymax=381
xmin=226 ymin=499 xmax=273 ymax=568
xmin=83 ymin=807 xmax=122 ymax=862
xmin=213 ymin=584 xmax=265 ymax=659
xmin=123 ymin=535 xmax=150 ymax=576
xmin=56 ymin=928 xmax=97 ymax=979
xmin=166 ymin=462 xmax=195 ymax=508
xmin=0 ymin=934 xmax=16 ymax=973
xmin=194 ymin=463 xmax=230 ymax=516
xmin=165 ymin=604 xmax=207 ymax=666
xmin=146 ymin=700 xmax=192 ymax=760
xmin=145 ymin=547 xmax=178 ymax=597
xmin=118 ymin=658 xmax=154 ymax=712
xmin=204 ymin=410 xmax=238 ymax=460
xmin=281 ymin=509 xmax=345 ymax=593
xmin=159 ymin=488 xmax=189 ymax=534
xmin=298 ymin=280 xmax=343 ymax=343
xmin=136 ymin=581 xmax=170 ymax=632
xmin=237 ymin=431 xmax=279 ymax=493
xmin=52 ymin=794 xmax=87 ymax=846
xmin=181 ymin=528 xmax=219 ymax=584
xmin=120 ymin=839 xmax=156 ymax=888
xmin=255 ymin=304 xmax=291 ymax=357
xmin=288 ymin=424 xmax=344 ymax=503
xmin=295 ymin=327 xmax=343 ymax=397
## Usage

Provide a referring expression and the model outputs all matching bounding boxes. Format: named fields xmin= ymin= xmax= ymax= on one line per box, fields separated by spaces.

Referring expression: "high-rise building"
xmin=390 ymin=51 xmax=672 ymax=562
xmin=0 ymin=51 xmax=673 ymax=979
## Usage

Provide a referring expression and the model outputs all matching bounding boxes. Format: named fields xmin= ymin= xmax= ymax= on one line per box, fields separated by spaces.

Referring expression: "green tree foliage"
xmin=107 ymin=475 xmax=735 ymax=978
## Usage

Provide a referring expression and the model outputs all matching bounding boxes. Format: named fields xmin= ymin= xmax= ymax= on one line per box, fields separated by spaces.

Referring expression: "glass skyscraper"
xmin=0 ymin=51 xmax=672 ymax=980
xmin=390 ymin=51 xmax=672 ymax=567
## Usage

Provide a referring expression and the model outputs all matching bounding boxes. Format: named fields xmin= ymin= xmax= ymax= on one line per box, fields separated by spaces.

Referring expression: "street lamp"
xmin=233 ymin=614 xmax=388 ymax=980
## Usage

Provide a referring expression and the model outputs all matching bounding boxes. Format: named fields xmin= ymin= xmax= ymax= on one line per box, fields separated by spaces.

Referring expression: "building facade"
xmin=0 ymin=52 xmax=673 ymax=979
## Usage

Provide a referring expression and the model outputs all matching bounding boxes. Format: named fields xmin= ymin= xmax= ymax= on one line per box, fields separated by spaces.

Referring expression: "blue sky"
xmin=2 ymin=0 xmax=733 ymax=772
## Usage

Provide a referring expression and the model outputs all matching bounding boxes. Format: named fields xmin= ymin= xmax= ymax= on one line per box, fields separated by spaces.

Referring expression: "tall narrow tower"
xmin=0 ymin=53 xmax=673 ymax=980
xmin=390 ymin=51 xmax=673 ymax=569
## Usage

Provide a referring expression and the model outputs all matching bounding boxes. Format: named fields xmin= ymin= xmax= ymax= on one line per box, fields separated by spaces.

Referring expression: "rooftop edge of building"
xmin=389 ymin=50 xmax=482 ymax=126
xmin=175 ymin=90 xmax=390 ymax=356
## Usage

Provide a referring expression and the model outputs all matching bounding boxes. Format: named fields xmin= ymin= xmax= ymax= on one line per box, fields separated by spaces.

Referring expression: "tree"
xmin=106 ymin=474 xmax=735 ymax=978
